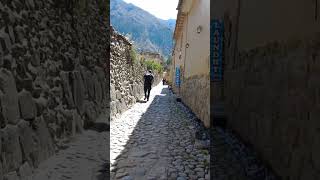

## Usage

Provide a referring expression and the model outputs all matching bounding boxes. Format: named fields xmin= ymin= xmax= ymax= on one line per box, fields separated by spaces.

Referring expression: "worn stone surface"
xmin=1 ymin=125 xmax=22 ymax=173
xmin=179 ymin=75 xmax=210 ymax=127
xmin=3 ymin=171 xmax=19 ymax=180
xmin=224 ymin=36 xmax=320 ymax=179
xmin=34 ymin=116 xmax=55 ymax=165
xmin=19 ymin=162 xmax=33 ymax=180
xmin=60 ymin=71 xmax=75 ymax=108
xmin=0 ymin=68 xmax=19 ymax=125
xmin=28 ymin=113 xmax=108 ymax=180
xmin=212 ymin=128 xmax=277 ymax=180
xmin=0 ymin=163 xmax=2 ymax=180
xmin=17 ymin=119 xmax=44 ymax=168
xmin=72 ymin=71 xmax=85 ymax=114
xmin=0 ymin=0 xmax=109 ymax=178
xmin=110 ymin=84 xmax=210 ymax=179
xmin=18 ymin=89 xmax=36 ymax=120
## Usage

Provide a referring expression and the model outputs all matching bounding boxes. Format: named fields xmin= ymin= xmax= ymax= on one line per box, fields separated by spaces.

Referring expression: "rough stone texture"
xmin=28 ymin=113 xmax=108 ymax=180
xmin=0 ymin=0 xmax=109 ymax=178
xmin=0 ymin=68 xmax=19 ymax=125
xmin=18 ymin=89 xmax=36 ymax=120
xmin=179 ymin=75 xmax=210 ymax=127
xmin=0 ymin=163 xmax=2 ymax=180
xmin=224 ymin=34 xmax=320 ymax=179
xmin=3 ymin=171 xmax=18 ymax=180
xmin=1 ymin=125 xmax=22 ymax=173
xmin=17 ymin=120 xmax=39 ymax=168
xmin=110 ymin=84 xmax=210 ymax=179
xmin=34 ymin=116 xmax=55 ymax=165
xmin=110 ymin=27 xmax=161 ymax=119
xmin=19 ymin=162 xmax=33 ymax=180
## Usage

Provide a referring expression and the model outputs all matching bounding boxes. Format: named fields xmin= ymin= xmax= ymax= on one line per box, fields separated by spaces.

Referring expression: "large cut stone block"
xmin=0 ymin=129 xmax=2 ymax=154
xmin=60 ymin=71 xmax=74 ymax=108
xmin=0 ymin=28 xmax=12 ymax=52
xmin=110 ymin=101 xmax=117 ymax=117
xmin=73 ymin=110 xmax=84 ymax=134
xmin=3 ymin=171 xmax=19 ymax=180
xmin=34 ymin=96 xmax=48 ymax=116
xmin=34 ymin=116 xmax=54 ymax=164
xmin=19 ymin=162 xmax=32 ymax=180
xmin=84 ymin=70 xmax=95 ymax=100
xmin=17 ymin=120 xmax=39 ymax=167
xmin=0 ymin=68 xmax=19 ymax=125
xmin=0 ymin=102 xmax=4 ymax=128
xmin=26 ymin=0 xmax=35 ymax=9
xmin=18 ymin=89 xmax=37 ymax=120
xmin=95 ymin=66 xmax=106 ymax=101
xmin=0 ymin=162 xmax=3 ymax=180
xmin=110 ymin=84 xmax=116 ymax=101
xmin=94 ymin=77 xmax=103 ymax=104
xmin=115 ymin=90 xmax=122 ymax=99
xmin=7 ymin=26 xmax=14 ymax=44
xmin=72 ymin=71 xmax=85 ymax=114
xmin=1 ymin=125 xmax=22 ymax=173
xmin=83 ymin=100 xmax=97 ymax=123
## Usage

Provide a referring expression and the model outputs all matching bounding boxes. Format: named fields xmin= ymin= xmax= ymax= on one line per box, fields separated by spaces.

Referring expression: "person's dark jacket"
xmin=144 ymin=73 xmax=154 ymax=87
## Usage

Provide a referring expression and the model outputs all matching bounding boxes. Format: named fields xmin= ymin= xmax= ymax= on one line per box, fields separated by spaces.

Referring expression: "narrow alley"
xmin=110 ymin=82 xmax=277 ymax=180
xmin=110 ymin=83 xmax=210 ymax=179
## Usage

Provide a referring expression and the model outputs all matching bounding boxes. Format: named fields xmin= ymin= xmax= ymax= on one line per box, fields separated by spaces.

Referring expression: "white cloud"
xmin=123 ymin=0 xmax=179 ymax=20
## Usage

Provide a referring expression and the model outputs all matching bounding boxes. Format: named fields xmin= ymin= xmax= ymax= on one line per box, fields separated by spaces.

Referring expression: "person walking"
xmin=144 ymin=70 xmax=154 ymax=101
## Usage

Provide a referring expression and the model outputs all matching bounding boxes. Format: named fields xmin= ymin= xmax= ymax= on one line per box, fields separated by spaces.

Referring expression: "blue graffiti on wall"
xmin=210 ymin=19 xmax=224 ymax=81
xmin=175 ymin=67 xmax=180 ymax=87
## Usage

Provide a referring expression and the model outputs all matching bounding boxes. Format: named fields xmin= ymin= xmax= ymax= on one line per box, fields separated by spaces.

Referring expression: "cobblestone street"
xmin=26 ymin=115 xmax=109 ymax=180
xmin=24 ymin=83 xmax=277 ymax=180
xmin=111 ymin=83 xmax=277 ymax=180
xmin=211 ymin=128 xmax=277 ymax=180
xmin=110 ymin=83 xmax=210 ymax=179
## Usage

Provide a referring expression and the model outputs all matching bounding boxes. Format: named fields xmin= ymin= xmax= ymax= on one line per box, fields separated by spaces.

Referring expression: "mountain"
xmin=163 ymin=19 xmax=176 ymax=30
xmin=110 ymin=0 xmax=176 ymax=58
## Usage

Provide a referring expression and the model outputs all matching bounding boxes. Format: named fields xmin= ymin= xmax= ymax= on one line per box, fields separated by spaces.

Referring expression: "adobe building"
xmin=171 ymin=0 xmax=210 ymax=127
xmin=212 ymin=0 xmax=320 ymax=179
xmin=141 ymin=51 xmax=165 ymax=65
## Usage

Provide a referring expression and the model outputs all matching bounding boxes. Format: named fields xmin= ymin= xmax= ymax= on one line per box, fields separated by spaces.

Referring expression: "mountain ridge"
xmin=110 ymin=0 xmax=176 ymax=58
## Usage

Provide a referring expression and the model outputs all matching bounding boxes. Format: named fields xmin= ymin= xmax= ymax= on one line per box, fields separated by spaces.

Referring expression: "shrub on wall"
xmin=130 ymin=47 xmax=138 ymax=64
xmin=144 ymin=59 xmax=163 ymax=73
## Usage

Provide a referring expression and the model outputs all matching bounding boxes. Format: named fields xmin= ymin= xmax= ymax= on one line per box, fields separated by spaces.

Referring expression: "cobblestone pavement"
xmin=28 ymin=114 xmax=109 ymax=180
xmin=212 ymin=128 xmax=278 ymax=180
xmin=110 ymin=83 xmax=210 ymax=180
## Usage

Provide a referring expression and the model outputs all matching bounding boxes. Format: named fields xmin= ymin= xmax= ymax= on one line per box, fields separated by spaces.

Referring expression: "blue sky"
xmin=123 ymin=0 xmax=179 ymax=20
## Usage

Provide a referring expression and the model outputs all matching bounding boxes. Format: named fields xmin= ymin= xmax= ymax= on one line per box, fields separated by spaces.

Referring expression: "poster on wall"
xmin=210 ymin=19 xmax=224 ymax=82
xmin=175 ymin=67 xmax=180 ymax=87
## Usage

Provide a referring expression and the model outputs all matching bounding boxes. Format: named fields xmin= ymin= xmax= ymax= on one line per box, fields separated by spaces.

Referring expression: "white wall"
xmin=184 ymin=0 xmax=210 ymax=78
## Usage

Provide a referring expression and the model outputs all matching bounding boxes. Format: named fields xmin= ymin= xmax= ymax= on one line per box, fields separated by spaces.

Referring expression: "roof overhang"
xmin=173 ymin=0 xmax=194 ymax=40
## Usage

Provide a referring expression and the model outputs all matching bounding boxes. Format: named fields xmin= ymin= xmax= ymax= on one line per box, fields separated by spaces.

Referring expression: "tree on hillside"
xmin=163 ymin=56 xmax=172 ymax=71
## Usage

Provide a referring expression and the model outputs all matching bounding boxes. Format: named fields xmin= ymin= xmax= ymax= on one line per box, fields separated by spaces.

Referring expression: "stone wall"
xmin=180 ymin=75 xmax=210 ymax=127
xmin=110 ymin=27 xmax=161 ymax=118
xmin=0 ymin=0 xmax=109 ymax=179
xmin=224 ymin=33 xmax=320 ymax=179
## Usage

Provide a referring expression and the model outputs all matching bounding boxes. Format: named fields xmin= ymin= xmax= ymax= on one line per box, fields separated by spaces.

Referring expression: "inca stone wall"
xmin=224 ymin=33 xmax=320 ymax=179
xmin=180 ymin=75 xmax=210 ymax=127
xmin=110 ymin=27 xmax=161 ymax=119
xmin=0 ymin=0 xmax=109 ymax=179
